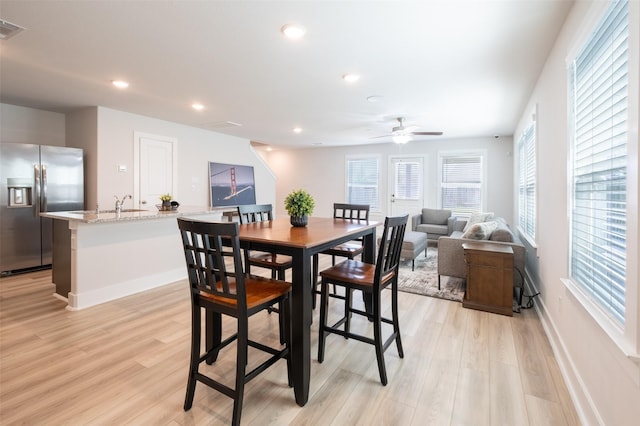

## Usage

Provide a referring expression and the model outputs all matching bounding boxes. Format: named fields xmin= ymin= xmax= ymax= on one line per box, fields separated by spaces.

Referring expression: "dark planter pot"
xmin=161 ymin=200 xmax=172 ymax=211
xmin=290 ymin=215 xmax=308 ymax=227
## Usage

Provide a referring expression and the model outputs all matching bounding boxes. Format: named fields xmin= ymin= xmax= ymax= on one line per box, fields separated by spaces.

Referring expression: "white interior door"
xmin=134 ymin=132 xmax=177 ymax=209
xmin=389 ymin=156 xmax=424 ymax=216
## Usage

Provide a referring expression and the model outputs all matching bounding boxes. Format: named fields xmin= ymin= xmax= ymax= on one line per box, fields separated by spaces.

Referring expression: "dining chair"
xmin=237 ymin=204 xmax=292 ymax=342
xmin=317 ymin=214 xmax=408 ymax=386
xmin=177 ymin=218 xmax=292 ymax=426
xmin=312 ymin=203 xmax=370 ymax=309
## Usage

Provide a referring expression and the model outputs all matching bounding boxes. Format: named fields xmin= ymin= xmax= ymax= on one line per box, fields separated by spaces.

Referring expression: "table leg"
xmin=290 ymin=249 xmax=311 ymax=406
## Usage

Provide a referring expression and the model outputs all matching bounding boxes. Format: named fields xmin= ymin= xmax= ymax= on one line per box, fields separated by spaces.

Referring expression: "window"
xmin=346 ymin=156 xmax=379 ymax=209
xmin=394 ymin=160 xmax=421 ymax=200
xmin=439 ymin=153 xmax=484 ymax=216
xmin=518 ymin=121 xmax=537 ymax=241
xmin=569 ymin=0 xmax=628 ymax=324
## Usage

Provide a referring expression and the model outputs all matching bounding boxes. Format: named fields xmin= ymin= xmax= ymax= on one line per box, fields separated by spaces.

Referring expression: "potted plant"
xmin=284 ymin=189 xmax=315 ymax=227
xmin=160 ymin=193 xmax=172 ymax=210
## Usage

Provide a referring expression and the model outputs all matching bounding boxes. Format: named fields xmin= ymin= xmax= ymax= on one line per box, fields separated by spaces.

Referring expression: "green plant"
xmin=160 ymin=193 xmax=172 ymax=202
xmin=284 ymin=189 xmax=315 ymax=217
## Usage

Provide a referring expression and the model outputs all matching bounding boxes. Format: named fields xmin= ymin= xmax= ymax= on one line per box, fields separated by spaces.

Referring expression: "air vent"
xmin=0 ymin=19 xmax=25 ymax=41
xmin=201 ymin=121 xmax=243 ymax=129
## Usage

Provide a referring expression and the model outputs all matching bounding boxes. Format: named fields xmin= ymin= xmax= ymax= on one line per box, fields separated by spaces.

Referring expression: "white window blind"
xmin=518 ymin=122 xmax=536 ymax=240
xmin=440 ymin=154 xmax=482 ymax=215
xmin=346 ymin=157 xmax=379 ymax=209
xmin=394 ymin=161 xmax=421 ymax=200
xmin=569 ymin=0 xmax=627 ymax=323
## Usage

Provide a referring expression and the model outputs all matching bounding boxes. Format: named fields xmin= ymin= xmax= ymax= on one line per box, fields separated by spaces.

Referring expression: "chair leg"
xmin=276 ymin=268 xmax=286 ymax=344
xmin=344 ymin=288 xmax=352 ymax=335
xmin=392 ymin=279 xmax=404 ymax=358
xmin=412 ymin=259 xmax=415 ymax=271
xmin=232 ymin=317 xmax=249 ymax=426
xmin=184 ymin=304 xmax=201 ymax=410
xmin=372 ymin=291 xmax=388 ymax=386
xmin=317 ymin=277 xmax=329 ymax=363
xmin=438 ymin=275 xmax=441 ymax=290
xmin=205 ymin=310 xmax=222 ymax=365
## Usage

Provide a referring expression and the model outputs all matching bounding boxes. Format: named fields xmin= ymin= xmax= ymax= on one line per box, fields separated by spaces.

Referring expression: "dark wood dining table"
xmin=229 ymin=216 xmax=378 ymax=406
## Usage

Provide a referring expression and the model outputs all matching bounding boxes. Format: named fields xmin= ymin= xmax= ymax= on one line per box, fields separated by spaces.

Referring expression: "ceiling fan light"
xmin=392 ymin=134 xmax=411 ymax=144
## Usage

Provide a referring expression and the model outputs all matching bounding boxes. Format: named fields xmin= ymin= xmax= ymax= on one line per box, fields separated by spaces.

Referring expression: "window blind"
xmin=518 ymin=122 xmax=536 ymax=240
xmin=440 ymin=154 xmax=482 ymax=215
xmin=570 ymin=0 xmax=627 ymax=323
xmin=394 ymin=161 xmax=421 ymax=200
xmin=347 ymin=157 xmax=379 ymax=209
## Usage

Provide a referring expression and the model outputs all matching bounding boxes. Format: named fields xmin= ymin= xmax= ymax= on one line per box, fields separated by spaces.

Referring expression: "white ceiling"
xmin=0 ymin=0 xmax=573 ymax=148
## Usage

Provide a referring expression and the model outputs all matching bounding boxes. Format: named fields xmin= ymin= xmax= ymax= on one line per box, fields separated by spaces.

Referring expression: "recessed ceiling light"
xmin=281 ymin=23 xmax=306 ymax=39
xmin=342 ymin=73 xmax=360 ymax=83
xmin=112 ymin=80 xmax=129 ymax=89
xmin=192 ymin=103 xmax=205 ymax=111
xmin=266 ymin=147 xmax=273 ymax=152
xmin=293 ymin=127 xmax=303 ymax=133
xmin=367 ymin=95 xmax=383 ymax=103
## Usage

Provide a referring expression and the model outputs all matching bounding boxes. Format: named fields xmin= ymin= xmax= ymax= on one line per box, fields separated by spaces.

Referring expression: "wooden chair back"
xmin=333 ymin=203 xmax=370 ymax=221
xmin=237 ymin=204 xmax=274 ymax=224
xmin=177 ymin=218 xmax=246 ymax=310
xmin=374 ymin=214 xmax=409 ymax=288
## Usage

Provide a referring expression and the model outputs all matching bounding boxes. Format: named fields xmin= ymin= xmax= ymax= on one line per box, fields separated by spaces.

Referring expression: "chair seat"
xmin=247 ymin=252 xmax=293 ymax=269
xmin=320 ymin=259 xmax=395 ymax=289
xmin=321 ymin=242 xmax=364 ymax=258
xmin=200 ymin=275 xmax=292 ymax=310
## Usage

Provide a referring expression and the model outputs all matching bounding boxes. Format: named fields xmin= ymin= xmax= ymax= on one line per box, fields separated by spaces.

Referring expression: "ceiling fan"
xmin=371 ymin=117 xmax=443 ymax=144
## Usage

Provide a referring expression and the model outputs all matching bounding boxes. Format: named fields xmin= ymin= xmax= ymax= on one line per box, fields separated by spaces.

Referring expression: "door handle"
xmin=34 ymin=164 xmax=40 ymax=216
xmin=41 ymin=164 xmax=47 ymax=212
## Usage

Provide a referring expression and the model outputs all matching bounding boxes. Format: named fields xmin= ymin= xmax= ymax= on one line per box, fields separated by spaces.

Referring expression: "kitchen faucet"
xmin=114 ymin=194 xmax=132 ymax=213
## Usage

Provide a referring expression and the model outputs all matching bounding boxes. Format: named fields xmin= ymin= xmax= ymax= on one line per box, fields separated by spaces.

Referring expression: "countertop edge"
xmin=40 ymin=206 xmax=231 ymax=224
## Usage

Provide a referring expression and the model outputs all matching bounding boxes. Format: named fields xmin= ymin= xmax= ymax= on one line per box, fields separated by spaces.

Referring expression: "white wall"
xmin=88 ymin=107 xmax=276 ymax=212
xmin=66 ymin=107 xmax=98 ymax=209
xmin=514 ymin=1 xmax=640 ymax=424
xmin=0 ymin=103 xmax=65 ymax=146
xmin=260 ymin=136 xmax=514 ymax=222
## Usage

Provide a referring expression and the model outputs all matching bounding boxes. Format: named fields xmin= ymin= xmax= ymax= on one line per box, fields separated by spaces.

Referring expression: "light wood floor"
xmin=0 ymin=260 xmax=580 ymax=425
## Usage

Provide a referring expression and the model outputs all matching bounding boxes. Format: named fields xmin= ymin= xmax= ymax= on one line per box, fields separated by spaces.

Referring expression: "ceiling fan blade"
xmin=369 ymin=134 xmax=393 ymax=139
xmin=411 ymin=131 xmax=443 ymax=136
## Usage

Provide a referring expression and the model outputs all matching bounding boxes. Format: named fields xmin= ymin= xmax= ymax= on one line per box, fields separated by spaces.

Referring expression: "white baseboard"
xmin=522 ymin=273 xmax=602 ymax=425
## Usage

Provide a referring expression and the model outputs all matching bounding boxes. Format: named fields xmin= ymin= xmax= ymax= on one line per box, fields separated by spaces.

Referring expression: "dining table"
xmin=210 ymin=216 xmax=378 ymax=406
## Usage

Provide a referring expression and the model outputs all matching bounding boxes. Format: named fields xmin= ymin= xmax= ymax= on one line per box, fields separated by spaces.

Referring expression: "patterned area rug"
xmin=397 ymin=247 xmax=465 ymax=302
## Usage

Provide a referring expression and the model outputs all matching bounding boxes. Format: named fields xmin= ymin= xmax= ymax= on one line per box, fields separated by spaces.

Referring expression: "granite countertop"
xmin=40 ymin=206 xmax=229 ymax=224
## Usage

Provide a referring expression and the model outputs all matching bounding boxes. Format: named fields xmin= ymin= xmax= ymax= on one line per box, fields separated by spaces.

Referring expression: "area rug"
xmin=397 ymin=247 xmax=465 ymax=302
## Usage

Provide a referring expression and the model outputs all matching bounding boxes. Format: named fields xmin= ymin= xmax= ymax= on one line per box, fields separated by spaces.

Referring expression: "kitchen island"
xmin=41 ymin=206 xmax=226 ymax=310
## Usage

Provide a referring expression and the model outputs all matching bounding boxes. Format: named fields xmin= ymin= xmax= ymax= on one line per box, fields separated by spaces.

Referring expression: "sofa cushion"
xmin=463 ymin=212 xmax=495 ymax=232
xmin=461 ymin=221 xmax=498 ymax=240
xmin=416 ymin=223 xmax=448 ymax=236
xmin=489 ymin=218 xmax=515 ymax=242
xmin=422 ymin=208 xmax=451 ymax=226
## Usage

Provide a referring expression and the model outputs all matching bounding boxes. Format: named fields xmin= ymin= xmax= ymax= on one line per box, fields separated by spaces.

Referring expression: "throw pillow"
xmin=461 ymin=221 xmax=498 ymax=240
xmin=463 ymin=212 xmax=495 ymax=232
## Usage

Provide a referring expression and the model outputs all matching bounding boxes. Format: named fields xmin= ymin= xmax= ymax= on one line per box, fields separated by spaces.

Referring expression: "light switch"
xmin=118 ymin=164 xmax=127 ymax=172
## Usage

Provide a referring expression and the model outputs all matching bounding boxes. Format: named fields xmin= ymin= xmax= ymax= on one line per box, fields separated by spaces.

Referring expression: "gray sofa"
xmin=411 ymin=208 xmax=458 ymax=242
xmin=437 ymin=216 xmax=525 ymax=294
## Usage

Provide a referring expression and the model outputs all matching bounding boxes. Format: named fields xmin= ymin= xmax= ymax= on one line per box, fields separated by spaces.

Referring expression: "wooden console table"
xmin=462 ymin=242 xmax=514 ymax=316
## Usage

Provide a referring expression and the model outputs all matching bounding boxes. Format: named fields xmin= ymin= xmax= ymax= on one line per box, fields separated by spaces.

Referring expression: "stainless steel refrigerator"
xmin=1 ymin=143 xmax=84 ymax=274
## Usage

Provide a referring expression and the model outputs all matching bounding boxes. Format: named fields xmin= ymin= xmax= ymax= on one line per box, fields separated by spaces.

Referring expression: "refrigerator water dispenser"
xmin=7 ymin=178 xmax=33 ymax=208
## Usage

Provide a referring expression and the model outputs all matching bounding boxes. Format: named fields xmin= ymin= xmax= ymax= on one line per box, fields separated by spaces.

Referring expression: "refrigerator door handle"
xmin=34 ymin=164 xmax=41 ymax=216
xmin=41 ymin=164 xmax=48 ymax=213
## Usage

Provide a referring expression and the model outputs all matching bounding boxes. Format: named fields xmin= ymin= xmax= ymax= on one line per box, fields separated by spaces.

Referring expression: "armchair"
xmin=411 ymin=208 xmax=461 ymax=242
